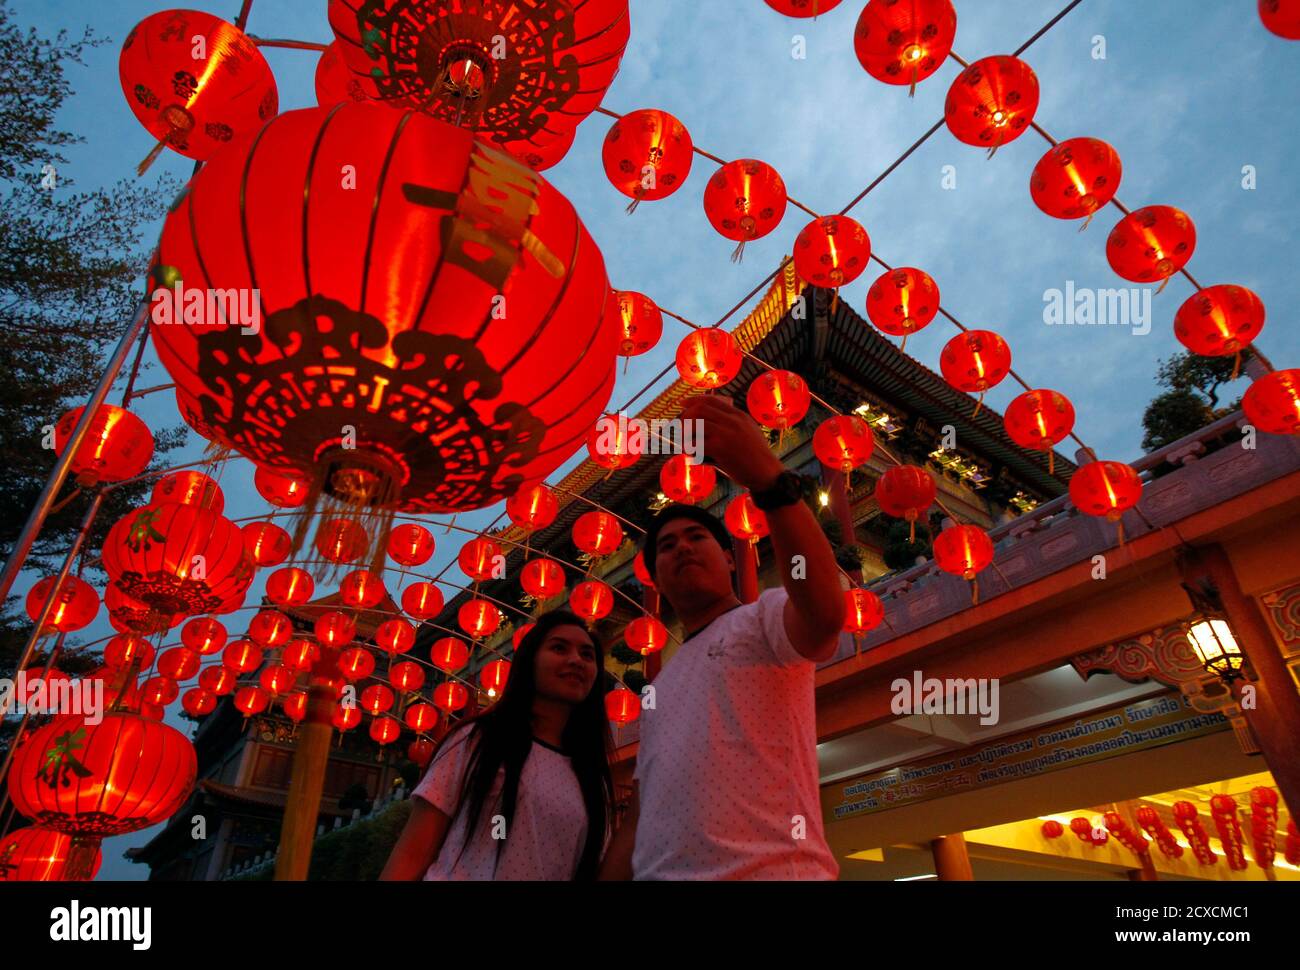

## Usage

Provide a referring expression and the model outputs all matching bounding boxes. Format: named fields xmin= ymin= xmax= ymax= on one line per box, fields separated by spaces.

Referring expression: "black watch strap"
xmin=751 ymin=470 xmax=805 ymax=511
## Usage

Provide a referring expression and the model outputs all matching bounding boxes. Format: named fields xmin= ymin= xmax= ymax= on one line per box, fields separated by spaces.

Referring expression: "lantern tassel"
xmin=136 ymin=137 xmax=169 ymax=177
xmin=1117 ymin=519 xmax=1125 ymax=547
xmin=444 ymin=513 xmax=457 ymax=535
xmin=1230 ymin=351 xmax=1241 ymax=381
xmin=831 ymin=288 xmax=840 ymax=314
xmin=625 ymin=197 xmax=642 ymax=216
xmin=909 ymin=66 xmax=918 ymax=98
xmin=909 ymin=519 xmax=916 ymax=544
xmin=1078 ymin=213 xmax=1095 ymax=233
xmin=1156 ymin=276 xmax=1171 ymax=295
xmin=900 ymin=333 xmax=909 ymax=355
xmin=1048 ymin=450 xmax=1055 ymax=476
xmin=623 ymin=355 xmax=629 ymax=375
xmin=731 ymin=240 xmax=747 ymax=263
xmin=971 ymin=577 xmax=980 ymax=605
xmin=971 ymin=392 xmax=984 ymax=419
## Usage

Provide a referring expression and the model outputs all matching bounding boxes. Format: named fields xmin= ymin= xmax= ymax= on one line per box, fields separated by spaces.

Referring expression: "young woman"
xmin=380 ymin=610 xmax=614 ymax=881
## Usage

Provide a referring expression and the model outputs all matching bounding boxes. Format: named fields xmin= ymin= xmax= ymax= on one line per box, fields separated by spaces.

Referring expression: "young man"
xmin=600 ymin=393 xmax=846 ymax=880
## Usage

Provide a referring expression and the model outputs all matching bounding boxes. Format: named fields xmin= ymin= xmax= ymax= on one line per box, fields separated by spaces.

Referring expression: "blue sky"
xmin=11 ymin=1 xmax=1299 ymax=879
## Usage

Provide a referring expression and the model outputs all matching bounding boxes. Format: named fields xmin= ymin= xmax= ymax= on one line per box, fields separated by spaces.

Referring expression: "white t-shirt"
xmin=632 ymin=586 xmax=839 ymax=880
xmin=413 ymin=727 xmax=591 ymax=880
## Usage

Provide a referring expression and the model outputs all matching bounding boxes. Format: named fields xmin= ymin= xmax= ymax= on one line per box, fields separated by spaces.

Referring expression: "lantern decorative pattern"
xmin=813 ymin=415 xmax=874 ymax=473
xmin=242 ymin=521 xmax=292 ymax=568
xmin=746 ymin=369 xmax=811 ymax=431
xmin=602 ymin=108 xmax=694 ymax=209
xmin=1106 ymin=206 xmax=1196 ymax=288
xmin=844 ymin=588 xmax=884 ymax=636
xmin=944 ymin=55 xmax=1040 ymax=150
xmin=1174 ymin=285 xmax=1265 ymax=359
xmin=0 ymin=826 xmax=103 ymax=882
xmin=612 ymin=291 xmax=664 ymax=361
xmin=1004 ymin=389 xmax=1075 ymax=473
xmin=1243 ymin=369 xmax=1300 ymax=435
xmin=152 ymin=470 xmax=224 ymax=513
xmin=853 ymin=0 xmax=956 ymax=91
xmin=387 ymin=523 xmax=435 ymax=567
xmin=675 ymin=329 xmax=744 ymax=390
xmin=939 ymin=330 xmax=1012 ymax=414
xmin=314 ymin=40 xmax=376 ymax=107
xmin=1029 ymin=137 xmax=1122 ymax=222
xmin=659 ymin=455 xmax=717 ymax=505
xmin=793 ymin=215 xmax=871 ymax=289
xmin=865 ymin=267 xmax=939 ymax=349
xmin=703 ymin=159 xmax=788 ymax=260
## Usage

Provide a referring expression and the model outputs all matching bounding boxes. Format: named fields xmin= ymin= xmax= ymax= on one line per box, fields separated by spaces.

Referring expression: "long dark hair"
xmin=426 ymin=610 xmax=614 ymax=880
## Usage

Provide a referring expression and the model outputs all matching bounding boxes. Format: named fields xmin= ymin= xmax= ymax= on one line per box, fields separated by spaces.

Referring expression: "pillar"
xmin=929 ymin=833 xmax=974 ymax=880
xmin=733 ymin=535 xmax=759 ymax=604
xmin=274 ymin=644 xmax=339 ymax=881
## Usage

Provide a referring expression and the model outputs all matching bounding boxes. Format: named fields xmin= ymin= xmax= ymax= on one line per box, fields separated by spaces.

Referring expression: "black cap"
xmin=640 ymin=504 xmax=733 ymax=582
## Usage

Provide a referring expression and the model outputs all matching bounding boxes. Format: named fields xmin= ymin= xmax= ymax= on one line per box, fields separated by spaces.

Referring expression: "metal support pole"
xmin=0 ymin=305 xmax=147 ymax=604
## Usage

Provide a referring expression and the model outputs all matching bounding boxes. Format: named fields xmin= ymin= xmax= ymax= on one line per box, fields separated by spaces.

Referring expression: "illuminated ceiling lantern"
xmin=659 ymin=455 xmax=717 ymax=505
xmin=612 ymin=291 xmax=664 ymax=362
xmin=812 ymin=415 xmax=875 ymax=473
xmin=391 ymin=660 xmax=425 ymax=692
xmin=375 ymin=618 xmax=416 ymax=655
xmin=152 ymin=470 xmax=224 ymax=514
xmin=401 ymin=581 xmax=444 ymax=620
xmin=433 ymin=681 xmax=469 ymax=713
xmin=573 ymin=510 xmax=623 ymax=558
xmin=865 ymin=267 xmax=940 ymax=352
xmin=853 ymin=0 xmax=956 ymax=93
xmin=340 ymin=569 xmax=387 ymax=609
xmin=327 ymin=0 xmax=630 ymax=161
xmin=625 ymin=615 xmax=668 ymax=656
xmin=632 ymin=551 xmax=654 ymax=588
xmin=314 ymin=40 xmax=376 ymax=106
xmin=1105 ymin=205 xmax=1196 ymax=290
xmin=281 ymin=692 xmax=309 ymax=722
xmin=604 ymin=687 xmax=639 ymax=724
xmin=602 ymin=108 xmax=694 ymax=209
xmin=332 ymin=704 xmax=362 ymax=731
xmin=370 ymin=716 xmax=401 ymax=746
xmin=570 ymin=580 xmax=615 ymax=624
xmin=264 ymin=567 xmax=315 ymax=608
xmin=404 ymin=702 xmax=438 ymax=732
xmin=844 ymin=588 xmax=884 ymax=636
xmin=315 ymin=610 xmax=357 ymax=649
xmin=933 ymin=524 xmax=994 ymax=581
xmin=459 ymin=598 xmax=501 ymax=639
xmin=0 ymin=826 xmax=104 ymax=882
xmin=587 ymin=412 xmax=644 ymax=472
xmin=242 ymin=521 xmax=292 ymax=568
xmin=703 ymin=159 xmax=788 ymax=261
xmin=1029 ymin=137 xmax=1122 ymax=222
xmin=521 ymin=557 xmax=567 ymax=600
xmin=234 ymin=685 xmax=271 ymax=717
xmin=513 ymin=622 xmax=535 ymax=649
xmin=506 ymin=483 xmax=559 ymax=533
xmin=1243 ymin=368 xmax=1300 ymax=434
xmin=105 ymin=584 xmax=180 ymax=636
xmin=480 ymin=659 xmax=511 ymax=697
xmin=254 ymin=466 xmax=311 ymax=509
xmin=387 ymin=523 xmax=435 ymax=567
xmin=199 ymin=665 xmax=237 ymax=696
xmin=157 ymin=646 xmax=200 ymax=681
xmin=259 ymin=664 xmax=297 ymax=696
xmin=458 ymin=537 xmax=503 ymax=583
xmin=874 ymin=466 xmax=936 ymax=541
xmin=150 ymin=102 xmax=617 ymax=515
xmin=746 ymin=369 xmax=811 ymax=431
xmin=430 ymin=636 xmax=469 ymax=673
xmin=361 ymin=683 xmax=395 ymax=715
xmin=54 ymin=405 xmax=153 ymax=486
xmin=283 ymin=638 xmax=320 ymax=672
xmin=793 ymin=215 xmax=871 ymax=291
xmin=248 ymin=608 xmax=293 ymax=647
xmin=944 ymin=55 xmax=1040 ymax=151
xmin=724 ymin=492 xmax=770 ymax=543
xmin=338 ymin=646 xmax=377 ymax=681
xmin=103 ymin=634 xmax=156 ymax=671
xmin=1173 ymin=285 xmax=1265 ymax=359
xmin=675 ymin=328 xmax=744 ymax=390
xmin=25 ymin=575 xmax=98 ymax=634
xmin=102 ymin=503 xmax=254 ymax=618
xmin=1259 ymin=0 xmax=1300 ymax=39
xmin=181 ymin=687 xmax=216 ymax=717
xmin=939 ymin=330 xmax=1012 ymax=415
xmin=1004 ymin=389 xmax=1075 ymax=473
xmin=222 ymin=638 xmax=263 ymax=674
xmin=118 ymin=9 xmax=278 ymax=171
xmin=315 ymin=519 xmax=368 ymax=565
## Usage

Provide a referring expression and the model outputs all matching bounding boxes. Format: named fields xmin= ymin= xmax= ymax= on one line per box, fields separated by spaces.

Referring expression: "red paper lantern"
xmin=612 ymin=291 xmax=664 ymax=360
xmin=54 ymin=405 xmax=153 ymax=485
xmin=360 ymin=683 xmax=395 ymax=715
xmin=242 ymin=521 xmax=292 ymax=568
xmin=1030 ymin=137 xmax=1122 ymax=221
xmin=625 ymin=616 xmax=668 ymax=656
xmin=725 ymin=493 xmax=770 ymax=543
xmin=248 ymin=608 xmax=293 ymax=648
xmin=508 ymin=125 xmax=577 ymax=173
xmin=222 ymin=639 xmax=263 ymax=674
xmin=480 ymin=659 xmax=511 ymax=697
xmin=103 ymin=634 xmax=155 ymax=671
xmin=507 ymin=483 xmax=559 ymax=533
xmin=338 ymin=646 xmax=377 ymax=681
xmin=152 ymin=470 xmax=224 ymax=513
xmin=283 ymin=638 xmax=319 ymax=672
xmin=434 ymin=681 xmax=469 ymax=713
xmin=571 ymin=580 xmax=615 ymax=624
xmin=253 ymin=466 xmax=310 ymax=509
xmin=387 ymin=524 xmax=434 ymax=567
xmin=854 ymin=0 xmax=956 ymax=90
xmin=376 ymin=618 xmax=415 ymax=655
xmin=431 ymin=637 xmax=469 ymax=673
xmin=1174 ymin=285 xmax=1265 ymax=357
xmin=1040 ymin=819 xmax=1064 ymax=839
xmin=747 ymin=369 xmax=811 ymax=431
xmin=339 ymin=570 xmax=386 ymax=610
xmin=675 ymin=328 xmax=744 ymax=390
xmin=119 ymin=9 xmax=277 ymax=167
xmin=1069 ymin=461 xmax=1142 ymax=521
xmin=459 ymin=599 xmax=501 ymax=639
xmin=25 ymin=575 xmax=98 ymax=634
xmin=259 ymin=664 xmax=297 ymax=696
xmin=813 ymin=415 xmax=875 ymax=473
xmin=198 ymin=665 xmax=237 ymax=696
xmin=150 ymin=102 xmax=618 ymax=515
xmin=793 ymin=215 xmax=871 ymax=289
xmin=866 ymin=267 xmax=939 ymax=346
xmin=332 ymin=704 xmax=361 ymax=731
xmin=944 ymin=55 xmax=1039 ymax=149
xmin=1005 ymin=389 xmax=1075 ymax=466
xmin=660 ymin=455 xmax=717 ymax=505
xmin=766 ymin=0 xmax=844 ymax=16
xmin=632 ymin=551 xmax=654 ymax=588
xmin=458 ymin=537 xmax=503 ymax=583
xmin=1106 ymin=206 xmax=1196 ymax=286
xmin=281 ymin=691 xmax=308 ymax=722
xmin=265 ymin=567 xmax=314 ymax=608
xmin=874 ymin=466 xmax=936 ymax=526
xmin=157 ymin=647 xmax=200 ymax=681
xmin=933 ymin=524 xmax=994 ymax=580
xmin=370 ymin=716 xmax=401 ymax=745
xmin=605 ymin=687 xmax=640 ymax=724
xmin=315 ymin=519 xmax=368 ymax=565
xmin=939 ymin=330 xmax=1012 ymax=403
xmin=314 ymin=40 xmax=375 ymax=106
xmin=180 ymin=688 xmax=216 ymax=718
xmin=588 ymin=412 xmax=645 ymax=472
xmin=703 ymin=159 xmax=788 ymax=258
xmin=402 ymin=582 xmax=444 ymax=620
xmin=103 ymin=503 xmax=254 ymax=617
xmin=1259 ymin=0 xmax=1300 ymax=39
xmin=104 ymin=584 xmax=180 ymax=636
xmin=602 ymin=108 xmax=694 ymax=208
xmin=573 ymin=510 xmax=623 ymax=558
xmin=844 ymin=588 xmax=884 ymax=635
xmin=404 ymin=702 xmax=438 ymax=733
xmin=513 ymin=622 xmax=535 ymax=649
xmin=408 ymin=737 xmax=436 ymax=765
xmin=1244 ymin=369 xmax=1300 ymax=434
xmin=390 ymin=660 xmax=425 ymax=692
xmin=521 ymin=558 xmax=567 ymax=600
xmin=315 ymin=610 xmax=357 ymax=648
xmin=0 ymin=826 xmax=104 ymax=881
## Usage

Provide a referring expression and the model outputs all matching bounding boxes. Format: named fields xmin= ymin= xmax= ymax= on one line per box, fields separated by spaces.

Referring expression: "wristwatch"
xmin=750 ymin=470 xmax=806 ymax=511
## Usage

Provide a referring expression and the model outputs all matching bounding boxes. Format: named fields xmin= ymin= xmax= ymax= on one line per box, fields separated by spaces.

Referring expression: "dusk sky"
xmin=11 ymin=0 xmax=1298 ymax=878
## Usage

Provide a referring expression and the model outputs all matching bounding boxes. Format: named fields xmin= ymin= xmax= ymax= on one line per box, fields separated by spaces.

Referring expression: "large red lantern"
xmin=521 ymin=558 xmax=567 ymax=600
xmin=222 ymin=638 xmax=263 ymax=674
xmin=660 ymin=455 xmax=717 ymax=505
xmin=361 ymin=683 xmax=395 ymax=716
xmin=459 ymin=599 xmax=501 ymax=639
xmin=387 ymin=524 xmax=435 ymax=567
xmin=150 ymin=102 xmax=618 ymax=515
xmin=459 ymin=537 xmax=503 ymax=583
xmin=747 ymin=369 xmax=811 ymax=431
xmin=314 ymin=610 xmax=356 ymax=649
xmin=632 ymin=551 xmax=654 ymax=588
xmin=571 ymin=580 xmax=615 ymax=624
xmin=573 ymin=510 xmax=623 ymax=558
xmin=612 ymin=291 xmax=664 ymax=362
xmin=944 ymin=56 xmax=1039 ymax=151
xmin=235 ymin=685 xmax=271 ymax=717
xmin=401 ymin=581 xmax=444 ymax=620
xmin=119 ymin=9 xmax=277 ymax=171
xmin=675 ymin=329 xmax=744 ymax=390
xmin=314 ymin=40 xmax=376 ymax=107
xmin=1030 ymin=137 xmax=1122 ymax=222
xmin=625 ymin=615 xmax=668 ymax=656
xmin=480 ymin=659 xmax=511 ymax=697
xmin=370 ymin=716 xmax=401 ymax=746
xmin=874 ymin=466 xmax=935 ymax=540
xmin=376 ymin=618 xmax=416 ymax=655
xmin=507 ymin=483 xmax=559 ymax=534
xmin=332 ymin=704 xmax=362 ymax=731
xmin=604 ymin=687 xmax=640 ymax=724
xmin=338 ymin=646 xmax=377 ymax=681
xmin=248 ymin=608 xmax=293 ymax=647
xmin=1259 ymin=0 xmax=1300 ymax=39
xmin=242 ymin=521 xmax=292 ymax=568
xmin=1069 ymin=461 xmax=1142 ymax=523
xmin=0 ymin=826 xmax=104 ymax=882
xmin=157 ymin=647 xmax=200 ymax=681
xmin=391 ymin=660 xmax=425 ymax=692
xmin=339 ymin=569 xmax=387 ymax=609
xmin=199 ymin=665 xmax=237 ymax=696
xmin=265 ymin=567 xmax=315 ymax=608
xmin=766 ymin=0 xmax=844 ymax=16
xmin=281 ymin=691 xmax=309 ymax=722
xmin=865 ymin=267 xmax=940 ymax=350
xmin=283 ymin=638 xmax=319 ymax=673
xmin=103 ymin=634 xmax=155 ymax=671
xmin=103 ymin=503 xmax=254 ymax=618
xmin=1243 ymin=369 xmax=1300 ymax=435
xmin=813 ymin=415 xmax=875 ymax=473
xmin=259 ymin=664 xmax=297 ymax=696
xmin=54 ymin=405 xmax=153 ymax=486
xmin=105 ymin=585 xmax=180 ymax=636
xmin=933 ymin=524 xmax=994 ymax=581
xmin=588 ymin=412 xmax=644 ymax=472
xmin=404 ymin=703 xmax=439 ymax=733
xmin=1173 ymin=285 xmax=1265 ymax=359
xmin=431 ymin=637 xmax=469 ymax=673
xmin=844 ymin=588 xmax=884 ymax=636
xmin=25 ymin=575 xmax=98 ymax=634
xmin=182 ymin=687 xmax=216 ymax=716
xmin=514 ymin=623 xmax=535 ymax=649
xmin=434 ymin=681 xmax=469 ymax=713
xmin=939 ymin=330 xmax=1012 ymax=414
xmin=408 ymin=738 xmax=436 ymax=765
xmin=1005 ymin=390 xmax=1075 ymax=473
xmin=793 ymin=215 xmax=871 ymax=290
xmin=602 ymin=108 xmax=694 ymax=210
xmin=854 ymin=0 xmax=956 ymax=92
xmin=152 ymin=470 xmax=224 ymax=513
xmin=327 ymin=0 xmax=630 ymax=159
xmin=703 ymin=159 xmax=788 ymax=260
xmin=253 ymin=466 xmax=310 ymax=509
xmin=1106 ymin=206 xmax=1196 ymax=289
xmin=315 ymin=518 xmax=368 ymax=565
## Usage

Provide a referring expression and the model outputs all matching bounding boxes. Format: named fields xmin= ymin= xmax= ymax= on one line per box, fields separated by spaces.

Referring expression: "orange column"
xmin=821 ymin=466 xmax=863 ymax=584
xmin=733 ymin=535 xmax=759 ymax=604
xmin=929 ymin=833 xmax=974 ymax=880
xmin=275 ymin=643 xmax=340 ymax=881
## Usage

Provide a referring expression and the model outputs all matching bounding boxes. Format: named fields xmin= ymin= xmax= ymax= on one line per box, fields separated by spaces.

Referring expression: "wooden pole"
xmin=929 ymin=833 xmax=974 ymax=880
xmin=274 ymin=644 xmax=339 ymax=881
